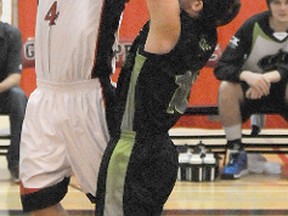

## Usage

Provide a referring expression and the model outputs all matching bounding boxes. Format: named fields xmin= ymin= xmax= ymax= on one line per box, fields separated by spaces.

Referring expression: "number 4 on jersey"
xmin=45 ymin=1 xmax=59 ymax=26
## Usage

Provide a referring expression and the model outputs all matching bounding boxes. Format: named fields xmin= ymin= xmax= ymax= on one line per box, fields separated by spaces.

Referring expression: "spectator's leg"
xmin=284 ymin=83 xmax=288 ymax=107
xmin=218 ymin=81 xmax=248 ymax=179
xmin=6 ymin=87 xmax=27 ymax=181
xmin=250 ymin=114 xmax=266 ymax=136
xmin=218 ymin=81 xmax=244 ymax=143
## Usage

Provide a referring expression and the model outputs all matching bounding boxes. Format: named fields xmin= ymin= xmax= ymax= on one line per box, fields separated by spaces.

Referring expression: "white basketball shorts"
xmin=20 ymin=78 xmax=109 ymax=196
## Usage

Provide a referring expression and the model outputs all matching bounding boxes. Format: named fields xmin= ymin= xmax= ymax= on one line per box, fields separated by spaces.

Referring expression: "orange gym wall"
xmin=18 ymin=0 xmax=287 ymax=129
xmin=18 ymin=1 xmax=37 ymax=97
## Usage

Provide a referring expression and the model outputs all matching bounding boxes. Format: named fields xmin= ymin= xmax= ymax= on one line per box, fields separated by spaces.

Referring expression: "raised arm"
xmin=144 ymin=0 xmax=181 ymax=54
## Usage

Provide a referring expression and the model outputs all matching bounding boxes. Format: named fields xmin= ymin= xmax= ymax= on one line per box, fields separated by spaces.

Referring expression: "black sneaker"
xmin=10 ymin=168 xmax=20 ymax=184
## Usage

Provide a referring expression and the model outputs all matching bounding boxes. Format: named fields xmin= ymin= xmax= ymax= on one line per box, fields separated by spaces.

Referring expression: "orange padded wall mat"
xmin=18 ymin=0 xmax=287 ymax=128
xmin=18 ymin=0 xmax=37 ymax=97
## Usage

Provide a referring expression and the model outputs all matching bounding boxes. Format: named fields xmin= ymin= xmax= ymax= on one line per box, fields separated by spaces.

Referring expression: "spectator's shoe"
xmin=250 ymin=125 xmax=261 ymax=137
xmin=11 ymin=174 xmax=20 ymax=184
xmin=221 ymin=150 xmax=248 ymax=180
xmin=10 ymin=168 xmax=20 ymax=184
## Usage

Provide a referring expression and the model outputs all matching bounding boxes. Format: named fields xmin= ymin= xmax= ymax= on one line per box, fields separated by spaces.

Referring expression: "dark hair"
xmin=201 ymin=0 xmax=241 ymax=27
xmin=266 ymin=0 xmax=276 ymax=6
xmin=266 ymin=0 xmax=272 ymax=11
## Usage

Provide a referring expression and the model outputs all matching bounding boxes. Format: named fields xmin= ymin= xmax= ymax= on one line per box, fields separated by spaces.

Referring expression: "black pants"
xmin=0 ymin=87 xmax=27 ymax=172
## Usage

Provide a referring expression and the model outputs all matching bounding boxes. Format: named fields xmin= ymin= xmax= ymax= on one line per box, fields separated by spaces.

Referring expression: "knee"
xmin=9 ymin=87 xmax=27 ymax=104
xmin=219 ymin=81 xmax=243 ymax=101
xmin=285 ymin=84 xmax=288 ymax=103
xmin=8 ymin=87 xmax=27 ymax=113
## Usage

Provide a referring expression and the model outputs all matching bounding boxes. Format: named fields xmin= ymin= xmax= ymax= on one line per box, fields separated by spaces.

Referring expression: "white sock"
xmin=224 ymin=124 xmax=242 ymax=141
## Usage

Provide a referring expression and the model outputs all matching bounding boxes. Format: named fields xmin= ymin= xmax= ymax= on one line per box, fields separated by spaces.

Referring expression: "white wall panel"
xmin=2 ymin=0 xmax=12 ymax=24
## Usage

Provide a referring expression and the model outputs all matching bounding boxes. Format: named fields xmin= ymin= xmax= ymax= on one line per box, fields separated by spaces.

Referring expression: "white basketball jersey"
xmin=35 ymin=0 xmax=122 ymax=82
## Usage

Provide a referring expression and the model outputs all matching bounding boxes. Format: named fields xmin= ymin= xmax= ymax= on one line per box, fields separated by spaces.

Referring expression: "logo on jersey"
xmin=229 ymin=36 xmax=240 ymax=49
xmin=199 ymin=37 xmax=212 ymax=51
xmin=258 ymin=49 xmax=288 ymax=72
xmin=167 ymin=71 xmax=197 ymax=114
xmin=205 ymin=44 xmax=222 ymax=68
xmin=198 ymin=35 xmax=222 ymax=68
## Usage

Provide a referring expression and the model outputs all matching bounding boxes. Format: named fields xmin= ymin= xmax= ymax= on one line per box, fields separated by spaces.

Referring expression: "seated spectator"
xmin=214 ymin=0 xmax=288 ymax=180
xmin=0 ymin=0 xmax=27 ymax=183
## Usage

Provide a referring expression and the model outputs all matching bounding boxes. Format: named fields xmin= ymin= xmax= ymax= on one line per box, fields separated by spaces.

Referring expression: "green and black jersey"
xmin=116 ymin=11 xmax=218 ymax=136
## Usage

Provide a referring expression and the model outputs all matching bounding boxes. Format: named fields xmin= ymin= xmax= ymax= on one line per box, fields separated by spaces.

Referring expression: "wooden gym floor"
xmin=0 ymin=117 xmax=288 ymax=216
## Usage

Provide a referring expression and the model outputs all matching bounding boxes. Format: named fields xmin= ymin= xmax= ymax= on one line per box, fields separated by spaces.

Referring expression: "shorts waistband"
xmin=37 ymin=79 xmax=101 ymax=91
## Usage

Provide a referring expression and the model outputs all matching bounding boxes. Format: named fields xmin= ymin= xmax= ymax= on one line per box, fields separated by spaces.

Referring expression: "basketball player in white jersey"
xmin=19 ymin=1 xmax=127 ymax=215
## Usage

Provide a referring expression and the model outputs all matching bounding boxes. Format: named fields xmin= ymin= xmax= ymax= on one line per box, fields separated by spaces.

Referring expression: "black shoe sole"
xmin=221 ymin=174 xmax=238 ymax=180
